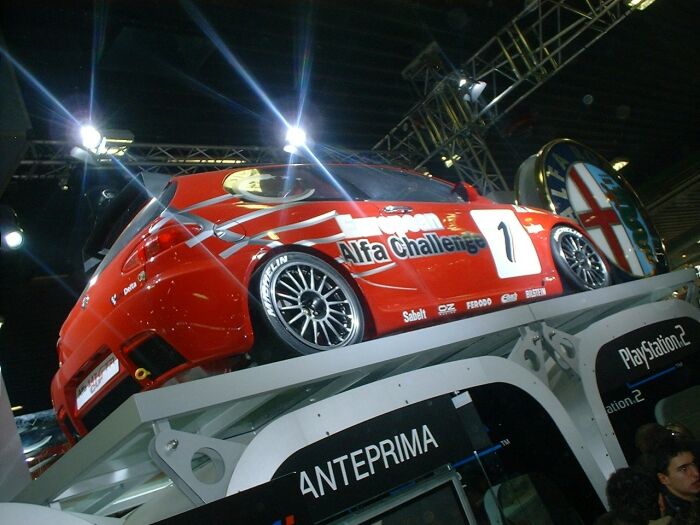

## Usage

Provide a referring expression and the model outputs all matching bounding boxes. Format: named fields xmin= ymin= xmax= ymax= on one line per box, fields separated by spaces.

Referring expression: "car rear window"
xmin=222 ymin=165 xmax=463 ymax=204
xmin=85 ymin=182 xmax=177 ymax=288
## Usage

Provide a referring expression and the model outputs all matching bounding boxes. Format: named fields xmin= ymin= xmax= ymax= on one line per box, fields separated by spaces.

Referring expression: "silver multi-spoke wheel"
xmin=551 ymin=226 xmax=610 ymax=290
xmin=258 ymin=252 xmax=363 ymax=354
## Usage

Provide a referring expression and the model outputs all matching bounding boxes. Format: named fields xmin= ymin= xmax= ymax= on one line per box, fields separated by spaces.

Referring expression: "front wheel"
xmin=551 ymin=226 xmax=611 ymax=291
xmin=255 ymin=251 xmax=364 ymax=357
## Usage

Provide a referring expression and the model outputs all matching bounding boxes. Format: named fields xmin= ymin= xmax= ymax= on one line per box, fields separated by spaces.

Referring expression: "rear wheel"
xmin=551 ymin=226 xmax=611 ymax=291
xmin=254 ymin=252 xmax=364 ymax=358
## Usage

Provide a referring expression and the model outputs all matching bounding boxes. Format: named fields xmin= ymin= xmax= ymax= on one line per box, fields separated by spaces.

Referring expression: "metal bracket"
xmin=508 ymin=322 xmax=581 ymax=385
xmin=148 ymin=420 xmax=249 ymax=506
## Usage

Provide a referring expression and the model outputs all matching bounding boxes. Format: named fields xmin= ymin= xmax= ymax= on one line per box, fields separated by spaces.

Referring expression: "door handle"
xmin=383 ymin=205 xmax=413 ymax=214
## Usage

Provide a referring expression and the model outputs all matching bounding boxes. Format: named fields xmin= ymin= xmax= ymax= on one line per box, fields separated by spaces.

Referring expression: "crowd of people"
xmin=596 ymin=423 xmax=700 ymax=525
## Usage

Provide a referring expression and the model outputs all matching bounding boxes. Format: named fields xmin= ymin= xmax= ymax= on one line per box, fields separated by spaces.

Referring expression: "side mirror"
xmin=453 ymin=182 xmax=481 ymax=202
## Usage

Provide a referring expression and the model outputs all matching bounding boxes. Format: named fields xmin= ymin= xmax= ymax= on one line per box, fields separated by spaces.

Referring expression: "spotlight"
xmin=0 ymin=205 xmax=23 ymax=250
xmin=75 ymin=125 xmax=134 ymax=157
xmin=458 ymin=78 xmax=487 ymax=103
xmin=285 ymin=127 xmax=307 ymax=148
xmin=611 ymin=158 xmax=629 ymax=171
xmin=80 ymin=124 xmax=102 ymax=151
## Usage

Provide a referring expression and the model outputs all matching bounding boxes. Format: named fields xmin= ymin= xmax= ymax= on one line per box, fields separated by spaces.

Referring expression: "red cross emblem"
xmin=566 ymin=165 xmax=631 ymax=273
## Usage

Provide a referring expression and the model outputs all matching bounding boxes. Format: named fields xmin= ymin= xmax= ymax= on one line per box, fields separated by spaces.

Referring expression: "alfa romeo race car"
xmin=52 ymin=164 xmax=611 ymax=438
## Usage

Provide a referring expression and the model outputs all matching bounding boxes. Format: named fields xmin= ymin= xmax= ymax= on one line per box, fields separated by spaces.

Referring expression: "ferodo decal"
xmin=261 ymin=255 xmax=288 ymax=316
xmin=467 ymin=297 xmax=492 ymax=310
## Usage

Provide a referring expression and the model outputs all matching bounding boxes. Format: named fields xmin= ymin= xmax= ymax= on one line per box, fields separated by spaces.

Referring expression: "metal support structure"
xmin=148 ymin=420 xmax=251 ymax=506
xmin=374 ymin=0 xmax=633 ymax=192
xmin=509 ymin=322 xmax=580 ymax=387
xmin=13 ymin=140 xmax=408 ymax=180
xmin=13 ymin=269 xmax=696 ymax=516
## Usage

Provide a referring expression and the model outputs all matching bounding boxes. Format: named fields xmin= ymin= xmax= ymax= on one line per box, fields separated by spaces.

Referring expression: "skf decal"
xmin=336 ymin=213 xmax=443 ymax=239
xmin=525 ymin=287 xmax=546 ymax=299
xmin=500 ymin=292 xmax=518 ymax=304
xmin=403 ymin=308 xmax=427 ymax=323
xmin=467 ymin=297 xmax=492 ymax=310
xmin=437 ymin=303 xmax=456 ymax=316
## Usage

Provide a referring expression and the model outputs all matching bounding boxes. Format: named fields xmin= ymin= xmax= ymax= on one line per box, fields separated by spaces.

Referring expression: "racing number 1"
xmin=470 ymin=209 xmax=541 ymax=278
xmin=498 ymin=221 xmax=515 ymax=263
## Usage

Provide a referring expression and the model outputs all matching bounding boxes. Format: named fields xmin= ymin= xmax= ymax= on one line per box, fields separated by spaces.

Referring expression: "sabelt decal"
xmin=500 ymin=292 xmax=518 ymax=304
xmin=437 ymin=303 xmax=457 ymax=316
xmin=467 ymin=297 xmax=492 ymax=310
xmin=403 ymin=308 xmax=427 ymax=323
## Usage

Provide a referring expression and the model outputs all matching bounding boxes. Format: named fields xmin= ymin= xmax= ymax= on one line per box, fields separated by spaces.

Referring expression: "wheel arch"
xmin=247 ymin=245 xmax=377 ymax=342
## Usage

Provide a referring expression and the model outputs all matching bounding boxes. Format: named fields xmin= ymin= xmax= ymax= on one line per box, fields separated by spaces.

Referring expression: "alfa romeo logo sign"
xmin=516 ymin=139 xmax=666 ymax=277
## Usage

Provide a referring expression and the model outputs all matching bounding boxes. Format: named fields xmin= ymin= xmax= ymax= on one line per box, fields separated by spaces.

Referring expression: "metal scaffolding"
xmin=13 ymin=141 xmax=407 ymax=180
xmin=373 ymin=0 xmax=633 ymax=193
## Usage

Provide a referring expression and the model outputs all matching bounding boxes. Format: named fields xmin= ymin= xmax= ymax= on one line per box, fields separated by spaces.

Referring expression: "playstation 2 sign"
xmin=515 ymin=139 xmax=667 ymax=277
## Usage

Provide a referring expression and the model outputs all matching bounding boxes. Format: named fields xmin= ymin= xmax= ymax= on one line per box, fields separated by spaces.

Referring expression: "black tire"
xmin=255 ymin=251 xmax=364 ymax=357
xmin=550 ymin=226 xmax=611 ymax=291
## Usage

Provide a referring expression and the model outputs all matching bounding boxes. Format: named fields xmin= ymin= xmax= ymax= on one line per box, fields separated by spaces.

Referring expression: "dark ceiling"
xmin=0 ymin=0 xmax=698 ymax=413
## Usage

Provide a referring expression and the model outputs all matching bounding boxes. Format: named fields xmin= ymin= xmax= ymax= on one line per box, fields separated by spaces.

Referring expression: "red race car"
xmin=52 ymin=164 xmax=611 ymax=438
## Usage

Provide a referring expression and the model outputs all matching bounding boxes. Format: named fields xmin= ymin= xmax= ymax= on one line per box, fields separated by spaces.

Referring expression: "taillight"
xmin=122 ymin=223 xmax=202 ymax=272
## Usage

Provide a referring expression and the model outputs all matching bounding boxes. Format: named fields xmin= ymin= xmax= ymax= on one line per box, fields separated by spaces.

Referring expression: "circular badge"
xmin=515 ymin=139 xmax=666 ymax=277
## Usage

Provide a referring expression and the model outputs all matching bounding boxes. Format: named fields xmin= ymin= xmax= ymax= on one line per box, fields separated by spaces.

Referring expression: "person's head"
xmin=635 ymin=423 xmax=673 ymax=454
xmin=606 ymin=468 xmax=661 ymax=522
xmin=656 ymin=441 xmax=700 ymax=502
xmin=666 ymin=422 xmax=695 ymax=442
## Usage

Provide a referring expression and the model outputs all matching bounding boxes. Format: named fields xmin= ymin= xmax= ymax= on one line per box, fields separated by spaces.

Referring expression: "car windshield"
xmin=223 ymin=165 xmax=464 ymax=204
